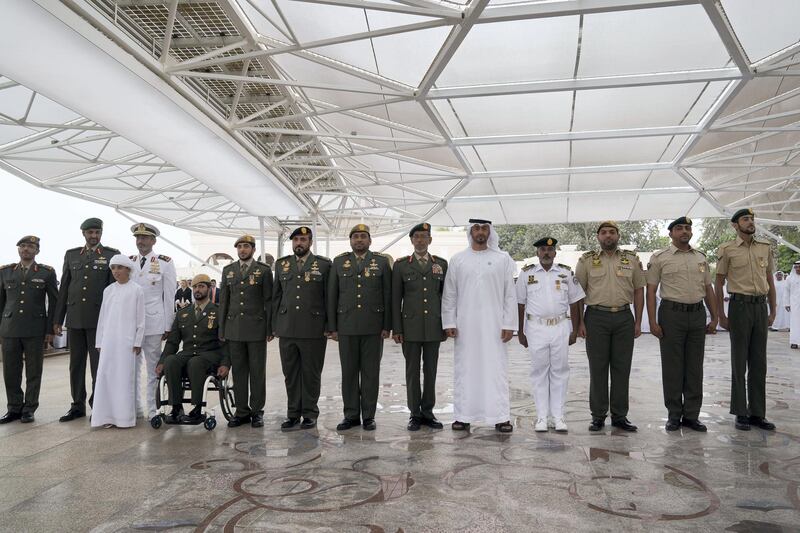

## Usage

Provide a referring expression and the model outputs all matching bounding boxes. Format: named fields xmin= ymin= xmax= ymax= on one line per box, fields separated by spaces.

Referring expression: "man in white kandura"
xmin=130 ymin=222 xmax=177 ymax=418
xmin=442 ymin=218 xmax=518 ymax=433
xmin=517 ymin=237 xmax=584 ymax=433
xmin=787 ymin=261 xmax=800 ymax=349
xmin=772 ymin=271 xmax=790 ymax=331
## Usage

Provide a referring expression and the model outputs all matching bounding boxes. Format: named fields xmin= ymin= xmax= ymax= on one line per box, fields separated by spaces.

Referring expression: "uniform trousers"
xmin=728 ymin=298 xmax=768 ymax=417
xmin=163 ymin=352 xmax=222 ymax=406
xmin=137 ymin=334 xmax=163 ymax=417
xmin=339 ymin=334 xmax=383 ymax=421
xmin=228 ymin=340 xmax=267 ymax=418
xmin=67 ymin=328 xmax=99 ymax=411
xmin=525 ymin=320 xmax=570 ymax=420
xmin=584 ymin=307 xmax=634 ymax=421
xmin=2 ymin=336 xmax=44 ymax=414
xmin=279 ymin=337 xmax=326 ymax=419
xmin=657 ymin=304 xmax=705 ymax=420
xmin=402 ymin=340 xmax=440 ymax=421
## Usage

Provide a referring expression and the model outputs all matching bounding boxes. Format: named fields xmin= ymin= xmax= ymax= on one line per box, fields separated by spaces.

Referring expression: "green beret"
xmin=234 ymin=234 xmax=256 ymax=247
xmin=667 ymin=216 xmax=692 ymax=230
xmin=409 ymin=222 xmax=431 ymax=237
xmin=80 ymin=218 xmax=103 ymax=231
xmin=289 ymin=226 xmax=312 ymax=239
xmin=533 ymin=237 xmax=557 ymax=248
xmin=731 ymin=208 xmax=754 ymax=223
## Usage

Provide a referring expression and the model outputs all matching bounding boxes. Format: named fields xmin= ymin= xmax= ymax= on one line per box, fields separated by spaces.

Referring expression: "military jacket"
xmin=159 ymin=302 xmax=225 ymax=363
xmin=55 ymin=244 xmax=119 ymax=329
xmin=575 ymin=248 xmax=646 ymax=307
xmin=0 ymin=262 xmax=58 ymax=338
xmin=131 ymin=251 xmax=177 ymax=336
xmin=327 ymin=250 xmax=392 ymax=335
xmin=219 ymin=260 xmax=272 ymax=341
xmin=391 ymin=253 xmax=447 ymax=342
xmin=272 ymin=253 xmax=331 ymax=338
xmin=646 ymin=245 xmax=711 ymax=304
xmin=716 ymin=236 xmax=773 ymax=296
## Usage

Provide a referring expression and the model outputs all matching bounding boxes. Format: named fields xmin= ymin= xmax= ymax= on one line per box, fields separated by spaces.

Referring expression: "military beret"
xmin=597 ymin=220 xmax=619 ymax=233
xmin=80 ymin=218 xmax=103 ymax=231
xmin=409 ymin=222 xmax=431 ymax=237
xmin=731 ymin=208 xmax=754 ymax=223
xmin=349 ymin=223 xmax=370 ymax=237
xmin=16 ymin=235 xmax=40 ymax=247
xmin=234 ymin=234 xmax=256 ymax=247
xmin=191 ymin=273 xmax=211 ymax=287
xmin=289 ymin=226 xmax=312 ymax=239
xmin=131 ymin=222 xmax=159 ymax=237
xmin=533 ymin=237 xmax=557 ymax=248
xmin=667 ymin=216 xmax=692 ymax=230
xmin=468 ymin=218 xmax=492 ymax=225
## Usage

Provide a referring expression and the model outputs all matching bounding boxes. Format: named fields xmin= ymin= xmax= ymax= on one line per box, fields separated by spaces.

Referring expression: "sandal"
xmin=451 ymin=421 xmax=470 ymax=431
xmin=495 ymin=421 xmax=513 ymax=433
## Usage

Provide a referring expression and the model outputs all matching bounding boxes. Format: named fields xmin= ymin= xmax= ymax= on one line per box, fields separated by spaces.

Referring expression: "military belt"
xmin=661 ymin=299 xmax=704 ymax=312
xmin=526 ymin=312 xmax=568 ymax=326
xmin=588 ymin=304 xmax=629 ymax=313
xmin=729 ymin=293 xmax=767 ymax=304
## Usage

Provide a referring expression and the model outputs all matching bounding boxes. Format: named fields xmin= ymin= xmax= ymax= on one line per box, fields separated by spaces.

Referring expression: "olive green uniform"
xmin=54 ymin=244 xmax=119 ymax=411
xmin=272 ymin=253 xmax=331 ymax=420
xmin=647 ymin=245 xmax=711 ymax=420
xmin=391 ymin=253 xmax=447 ymax=421
xmin=218 ymin=260 xmax=272 ymax=418
xmin=0 ymin=262 xmax=58 ymax=415
xmin=575 ymin=249 xmax=646 ymax=421
xmin=717 ymin=236 xmax=773 ymax=418
xmin=158 ymin=302 xmax=225 ymax=406
xmin=328 ymin=251 xmax=392 ymax=422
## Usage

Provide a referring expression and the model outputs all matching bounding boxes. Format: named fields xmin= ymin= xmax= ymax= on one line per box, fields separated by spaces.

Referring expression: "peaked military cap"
xmin=131 ymin=222 xmax=160 ymax=237
xmin=533 ymin=237 xmax=557 ymax=248
xmin=597 ymin=220 xmax=619 ymax=233
xmin=191 ymin=273 xmax=212 ymax=287
xmin=731 ymin=208 xmax=755 ymax=223
xmin=349 ymin=223 xmax=370 ymax=237
xmin=409 ymin=222 xmax=431 ymax=237
xmin=668 ymin=216 xmax=693 ymax=230
xmin=234 ymin=234 xmax=256 ymax=247
xmin=289 ymin=226 xmax=312 ymax=239
xmin=16 ymin=235 xmax=40 ymax=247
xmin=80 ymin=218 xmax=103 ymax=231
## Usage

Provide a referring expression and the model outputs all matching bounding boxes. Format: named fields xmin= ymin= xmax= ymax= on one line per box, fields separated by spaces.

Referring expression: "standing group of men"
xmin=0 ymin=209 xmax=782 ymax=434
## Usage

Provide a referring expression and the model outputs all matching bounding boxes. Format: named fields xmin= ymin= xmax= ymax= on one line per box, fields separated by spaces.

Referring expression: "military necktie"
xmin=297 ymin=257 xmax=305 ymax=271
xmin=140 ymin=257 xmax=146 ymax=268
xmin=419 ymin=255 xmax=428 ymax=265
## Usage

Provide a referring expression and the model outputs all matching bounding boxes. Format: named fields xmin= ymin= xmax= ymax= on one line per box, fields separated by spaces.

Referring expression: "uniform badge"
xmin=364 ymin=267 xmax=370 ymax=278
xmin=226 ymin=271 xmax=234 ymax=278
xmin=557 ymin=273 xmax=567 ymax=279
xmin=149 ymin=261 xmax=160 ymax=274
xmin=207 ymin=312 xmax=216 ymax=329
xmin=181 ymin=313 xmax=188 ymax=319
xmin=699 ymin=263 xmax=706 ymax=272
xmin=528 ymin=276 xmax=537 ymax=285
xmin=432 ymin=263 xmax=443 ymax=275
xmin=343 ymin=259 xmax=351 ymax=269
xmin=620 ymin=257 xmax=630 ymax=265
xmin=555 ymin=279 xmax=561 ymax=290
xmin=591 ymin=256 xmax=601 ymax=267
xmin=305 ymin=272 xmax=311 ymax=282
xmin=253 ymin=269 xmax=261 ymax=277
xmin=249 ymin=274 xmax=255 ymax=286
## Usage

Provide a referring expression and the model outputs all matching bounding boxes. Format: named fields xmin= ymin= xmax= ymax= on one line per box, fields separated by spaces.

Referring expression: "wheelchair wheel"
xmin=218 ymin=380 xmax=235 ymax=422
xmin=204 ymin=416 xmax=217 ymax=431
xmin=150 ymin=415 xmax=163 ymax=429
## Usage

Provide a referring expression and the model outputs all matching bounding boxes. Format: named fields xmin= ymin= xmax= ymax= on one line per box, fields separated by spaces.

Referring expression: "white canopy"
xmin=1 ymin=0 xmax=799 ymax=238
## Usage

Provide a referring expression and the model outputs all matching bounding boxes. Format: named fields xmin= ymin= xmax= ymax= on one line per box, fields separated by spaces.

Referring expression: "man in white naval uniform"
xmin=130 ymin=222 xmax=176 ymax=418
xmin=517 ymin=237 xmax=584 ymax=433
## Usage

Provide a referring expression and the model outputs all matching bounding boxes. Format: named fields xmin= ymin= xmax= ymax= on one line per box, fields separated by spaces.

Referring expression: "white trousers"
xmin=525 ymin=320 xmax=570 ymax=419
xmin=137 ymin=334 xmax=163 ymax=417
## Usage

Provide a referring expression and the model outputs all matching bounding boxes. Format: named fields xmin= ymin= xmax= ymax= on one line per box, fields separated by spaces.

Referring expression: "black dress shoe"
xmin=0 ymin=412 xmax=21 ymax=424
xmin=588 ymin=417 xmax=605 ymax=432
xmin=749 ymin=416 xmax=776 ymax=431
xmin=58 ymin=409 xmax=85 ymax=422
xmin=166 ymin=406 xmax=184 ymax=424
xmin=336 ymin=418 xmax=360 ymax=431
xmin=20 ymin=413 xmax=34 ymax=424
xmin=363 ymin=418 xmax=376 ymax=431
xmin=281 ymin=417 xmax=300 ymax=430
xmin=251 ymin=414 xmax=264 ymax=428
xmin=681 ymin=418 xmax=707 ymax=432
xmin=180 ymin=408 xmax=204 ymax=425
xmin=734 ymin=415 xmax=751 ymax=431
xmin=407 ymin=418 xmax=421 ymax=431
xmin=227 ymin=415 xmax=251 ymax=428
xmin=422 ymin=417 xmax=444 ymax=429
xmin=611 ymin=418 xmax=638 ymax=432
xmin=300 ymin=418 xmax=316 ymax=429
xmin=665 ymin=418 xmax=681 ymax=431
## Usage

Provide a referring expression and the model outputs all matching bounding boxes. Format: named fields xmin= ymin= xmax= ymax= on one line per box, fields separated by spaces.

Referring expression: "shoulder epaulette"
xmin=336 ymin=251 xmax=350 ymax=258
xmin=521 ymin=263 xmax=535 ymax=271
xmin=623 ymin=249 xmax=638 ymax=256
xmin=67 ymin=246 xmax=82 ymax=252
xmin=104 ymin=247 xmax=121 ymax=253
xmin=0 ymin=263 xmax=14 ymax=270
xmin=372 ymin=252 xmax=387 ymax=258
xmin=40 ymin=264 xmax=55 ymax=271
xmin=557 ymin=263 xmax=572 ymax=271
xmin=277 ymin=255 xmax=292 ymax=262
xmin=158 ymin=254 xmax=171 ymax=262
xmin=396 ymin=256 xmax=409 ymax=263
xmin=129 ymin=255 xmax=137 ymax=260
xmin=652 ymin=248 xmax=668 ymax=257
xmin=315 ymin=255 xmax=332 ymax=262
xmin=581 ymin=251 xmax=595 ymax=258
xmin=695 ymin=249 xmax=707 ymax=256
xmin=754 ymin=237 xmax=771 ymax=245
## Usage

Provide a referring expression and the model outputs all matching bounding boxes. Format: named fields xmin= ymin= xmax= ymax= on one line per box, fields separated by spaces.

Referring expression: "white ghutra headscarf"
xmin=466 ymin=218 xmax=501 ymax=252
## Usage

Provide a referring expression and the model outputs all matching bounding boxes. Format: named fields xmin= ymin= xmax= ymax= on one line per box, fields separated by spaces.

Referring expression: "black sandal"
xmin=451 ymin=421 xmax=470 ymax=431
xmin=495 ymin=421 xmax=513 ymax=433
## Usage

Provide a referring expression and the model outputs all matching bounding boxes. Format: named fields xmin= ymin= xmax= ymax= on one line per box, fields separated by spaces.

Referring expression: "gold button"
xmin=18 ymin=310 xmax=23 ymax=314
xmin=423 ymin=288 xmax=428 ymax=292
xmin=357 ymin=304 xmax=361 ymax=308
xmin=240 ymin=312 xmax=244 ymax=315
xmin=424 ymin=310 xmax=428 ymax=314
xmin=240 ymin=281 xmax=244 ymax=285
xmin=423 ymin=276 xmax=427 ymax=280
xmin=240 ymin=291 xmax=244 ymax=295
xmin=20 ymin=291 xmax=24 ymax=295
xmin=83 ymin=287 xmax=87 ymax=291
xmin=357 ymin=275 xmax=361 ymax=278
xmin=423 ymin=299 xmax=427 ymax=303
xmin=296 ymin=275 xmax=300 ymax=279
xmin=21 ymin=282 xmax=25 ymax=286
xmin=357 ymin=284 xmax=361 ymax=288
xmin=296 ymin=305 xmax=300 ymax=309
xmin=84 ymin=276 xmax=88 ymax=280
xmin=240 ymin=302 xmax=244 ymax=305
xmin=296 ymin=295 xmax=300 ymax=299
xmin=296 ymin=285 xmax=300 ymax=289
xmin=82 ymin=298 xmax=86 ymax=302
xmin=84 ymin=265 xmax=88 ymax=269
xmin=193 ymin=325 xmax=197 ymax=328
xmin=193 ymin=335 xmax=197 ymax=338
xmin=19 ymin=300 xmax=24 ymax=304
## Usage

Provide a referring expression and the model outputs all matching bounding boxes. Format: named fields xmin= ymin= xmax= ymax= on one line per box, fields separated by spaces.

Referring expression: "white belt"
xmin=526 ymin=312 xmax=568 ymax=326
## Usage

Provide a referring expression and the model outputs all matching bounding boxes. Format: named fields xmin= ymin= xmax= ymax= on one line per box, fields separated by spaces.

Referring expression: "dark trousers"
xmin=338 ymin=334 xmax=383 ymax=421
xmin=658 ymin=305 xmax=706 ymax=420
xmin=68 ymin=328 xmax=99 ymax=411
xmin=2 ymin=336 xmax=44 ymax=414
xmin=402 ymin=341 xmax=440 ymax=420
xmin=728 ymin=300 xmax=768 ymax=417
xmin=279 ymin=337 xmax=326 ymax=419
xmin=228 ymin=340 xmax=266 ymax=417
xmin=584 ymin=307 xmax=634 ymax=421
xmin=163 ymin=352 xmax=222 ymax=406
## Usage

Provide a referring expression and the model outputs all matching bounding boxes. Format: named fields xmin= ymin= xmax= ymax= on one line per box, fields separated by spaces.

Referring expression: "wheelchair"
xmin=150 ymin=367 xmax=235 ymax=431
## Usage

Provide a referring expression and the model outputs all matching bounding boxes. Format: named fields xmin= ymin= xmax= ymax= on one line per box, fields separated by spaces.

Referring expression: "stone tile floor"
xmin=1 ymin=332 xmax=798 ymax=532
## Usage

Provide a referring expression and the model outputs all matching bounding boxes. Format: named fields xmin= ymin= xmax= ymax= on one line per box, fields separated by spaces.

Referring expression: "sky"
xmin=1 ymin=168 xmax=194 ymax=270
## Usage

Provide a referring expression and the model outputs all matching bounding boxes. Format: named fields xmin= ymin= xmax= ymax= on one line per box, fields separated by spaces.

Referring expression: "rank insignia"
xmin=207 ymin=313 xmax=216 ymax=329
xmin=181 ymin=313 xmax=188 ymax=319
xmin=226 ymin=271 xmax=234 ymax=278
xmin=249 ymin=274 xmax=255 ymax=285
xmin=364 ymin=267 xmax=370 ymax=278
xmin=699 ymin=263 xmax=706 ymax=272
xmin=305 ymin=272 xmax=311 ymax=282
xmin=432 ymin=263 xmax=443 ymax=275
xmin=528 ymin=276 xmax=537 ymax=284
xmin=620 ymin=257 xmax=630 ymax=265
xmin=344 ymin=260 xmax=351 ymax=268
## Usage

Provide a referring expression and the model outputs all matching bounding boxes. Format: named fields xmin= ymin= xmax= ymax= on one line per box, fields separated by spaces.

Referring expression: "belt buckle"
xmin=610 ymin=306 xmax=619 ymax=312
xmin=546 ymin=318 xmax=555 ymax=326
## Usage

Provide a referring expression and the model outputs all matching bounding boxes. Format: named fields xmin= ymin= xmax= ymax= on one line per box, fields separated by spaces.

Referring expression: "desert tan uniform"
xmin=575 ymin=249 xmax=645 ymax=421
xmin=647 ymin=245 xmax=711 ymax=420
xmin=716 ymin=236 xmax=773 ymax=418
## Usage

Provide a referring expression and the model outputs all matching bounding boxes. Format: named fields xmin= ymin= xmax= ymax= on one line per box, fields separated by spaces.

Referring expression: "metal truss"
xmin=3 ymin=0 xmax=800 ymax=238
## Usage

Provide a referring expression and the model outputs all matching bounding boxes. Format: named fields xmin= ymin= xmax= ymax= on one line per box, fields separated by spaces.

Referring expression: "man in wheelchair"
xmin=154 ymin=274 xmax=226 ymax=424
